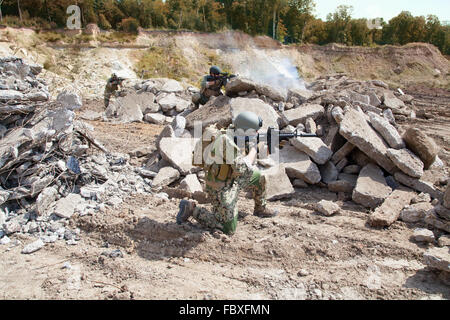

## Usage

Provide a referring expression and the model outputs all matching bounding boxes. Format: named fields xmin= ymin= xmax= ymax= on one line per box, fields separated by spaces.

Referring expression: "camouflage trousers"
xmin=191 ymin=93 xmax=210 ymax=107
xmin=192 ymin=165 xmax=267 ymax=235
xmin=104 ymin=88 xmax=116 ymax=108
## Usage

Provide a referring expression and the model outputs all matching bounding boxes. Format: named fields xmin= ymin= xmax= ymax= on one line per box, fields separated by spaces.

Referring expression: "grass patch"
xmin=36 ymin=31 xmax=67 ymax=43
xmin=135 ymin=42 xmax=191 ymax=81
xmin=96 ymin=32 xmax=137 ymax=43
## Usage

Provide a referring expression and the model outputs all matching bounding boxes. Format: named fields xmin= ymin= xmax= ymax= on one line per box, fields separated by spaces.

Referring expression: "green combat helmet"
xmin=210 ymin=66 xmax=222 ymax=75
xmin=233 ymin=111 xmax=263 ymax=132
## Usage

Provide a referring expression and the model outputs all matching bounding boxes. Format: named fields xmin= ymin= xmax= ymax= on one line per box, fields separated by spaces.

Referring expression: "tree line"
xmin=1 ymin=0 xmax=449 ymax=54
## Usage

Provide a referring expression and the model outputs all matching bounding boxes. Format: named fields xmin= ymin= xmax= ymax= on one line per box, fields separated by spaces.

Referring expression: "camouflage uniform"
xmin=191 ymin=75 xmax=227 ymax=109
xmin=191 ymin=129 xmax=267 ymax=235
xmin=104 ymin=77 xmax=120 ymax=108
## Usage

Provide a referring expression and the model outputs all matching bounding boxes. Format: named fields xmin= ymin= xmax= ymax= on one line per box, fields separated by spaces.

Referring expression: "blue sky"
xmin=313 ymin=0 xmax=450 ymax=23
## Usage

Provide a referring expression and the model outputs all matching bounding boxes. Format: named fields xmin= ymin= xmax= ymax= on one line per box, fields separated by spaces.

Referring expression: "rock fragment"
xmin=352 ymin=164 xmax=392 ymax=209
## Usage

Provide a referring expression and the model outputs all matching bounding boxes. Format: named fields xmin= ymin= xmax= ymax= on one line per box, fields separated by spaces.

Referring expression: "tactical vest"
xmin=200 ymin=76 xmax=223 ymax=98
xmin=194 ymin=130 xmax=241 ymax=189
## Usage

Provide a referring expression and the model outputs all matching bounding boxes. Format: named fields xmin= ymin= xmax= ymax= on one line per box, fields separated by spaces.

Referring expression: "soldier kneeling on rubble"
xmin=176 ymin=112 xmax=278 ymax=235
xmin=104 ymin=73 xmax=125 ymax=108
xmin=191 ymin=66 xmax=233 ymax=110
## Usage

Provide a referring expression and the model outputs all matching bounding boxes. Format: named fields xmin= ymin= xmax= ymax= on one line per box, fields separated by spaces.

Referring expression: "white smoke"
xmin=235 ymin=48 xmax=306 ymax=96
xmin=221 ymin=36 xmax=307 ymax=97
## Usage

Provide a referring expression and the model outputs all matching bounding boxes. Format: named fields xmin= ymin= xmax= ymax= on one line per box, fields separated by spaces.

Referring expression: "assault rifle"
xmin=111 ymin=77 xmax=126 ymax=86
xmin=207 ymin=72 xmax=237 ymax=83
xmin=234 ymin=127 xmax=317 ymax=155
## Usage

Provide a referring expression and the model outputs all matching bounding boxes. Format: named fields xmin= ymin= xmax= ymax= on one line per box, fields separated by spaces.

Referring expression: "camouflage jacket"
xmin=105 ymin=78 xmax=120 ymax=93
xmin=200 ymin=75 xmax=226 ymax=98
xmin=194 ymin=129 xmax=250 ymax=190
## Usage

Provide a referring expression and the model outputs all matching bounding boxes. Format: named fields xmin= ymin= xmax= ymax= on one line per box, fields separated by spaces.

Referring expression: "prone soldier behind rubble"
xmin=191 ymin=66 xmax=235 ymax=110
xmin=176 ymin=112 xmax=278 ymax=235
xmin=104 ymin=73 xmax=125 ymax=108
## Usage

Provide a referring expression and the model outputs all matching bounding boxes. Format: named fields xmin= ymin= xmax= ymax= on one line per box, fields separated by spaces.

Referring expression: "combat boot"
xmin=176 ymin=200 xmax=196 ymax=224
xmin=254 ymin=206 xmax=279 ymax=218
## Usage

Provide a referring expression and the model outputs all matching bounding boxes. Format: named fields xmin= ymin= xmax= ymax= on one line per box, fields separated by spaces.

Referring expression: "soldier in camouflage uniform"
xmin=191 ymin=66 xmax=229 ymax=110
xmin=104 ymin=73 xmax=122 ymax=108
xmin=177 ymin=112 xmax=278 ymax=235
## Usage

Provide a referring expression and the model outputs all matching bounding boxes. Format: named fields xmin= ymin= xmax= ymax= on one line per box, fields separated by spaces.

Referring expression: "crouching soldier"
xmin=176 ymin=111 xmax=278 ymax=235
xmin=191 ymin=66 xmax=233 ymax=110
xmin=104 ymin=73 xmax=124 ymax=108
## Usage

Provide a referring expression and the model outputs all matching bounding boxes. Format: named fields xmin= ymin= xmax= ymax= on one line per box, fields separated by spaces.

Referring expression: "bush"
xmin=135 ymin=44 xmax=190 ymax=81
xmin=2 ymin=15 xmax=53 ymax=29
xmin=99 ymin=14 xmax=112 ymax=30
xmin=118 ymin=18 xmax=140 ymax=34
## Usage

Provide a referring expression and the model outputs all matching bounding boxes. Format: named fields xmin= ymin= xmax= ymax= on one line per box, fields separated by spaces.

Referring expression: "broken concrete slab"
xmin=159 ymin=137 xmax=198 ymax=175
xmin=159 ymin=93 xmax=190 ymax=112
xmin=36 ymin=187 xmax=58 ymax=215
xmin=387 ymin=148 xmax=424 ymax=178
xmin=382 ymin=91 xmax=405 ymax=111
xmin=282 ymin=104 xmax=325 ymax=127
xmin=335 ymin=157 xmax=348 ymax=172
xmin=400 ymin=202 xmax=435 ymax=223
xmin=319 ymin=161 xmax=339 ymax=184
xmin=185 ymin=95 xmax=232 ymax=129
xmin=394 ymin=172 xmax=443 ymax=200
xmin=424 ymin=211 xmax=450 ymax=233
xmin=412 ymin=228 xmax=435 ymax=243
xmin=339 ymin=108 xmax=396 ymax=173
xmin=180 ymin=174 xmax=203 ymax=194
xmin=0 ymin=89 xmax=24 ymax=101
xmin=255 ymin=83 xmax=285 ymax=101
xmin=368 ymin=91 xmax=381 ymax=107
xmin=53 ymin=193 xmax=84 ymax=219
xmin=293 ymin=179 xmax=308 ymax=188
xmin=328 ymin=180 xmax=355 ymax=193
xmin=323 ymin=125 xmax=346 ymax=152
xmin=57 ymin=91 xmax=82 ymax=110
xmin=350 ymin=91 xmax=370 ymax=105
xmin=434 ymin=204 xmax=450 ymax=222
xmin=368 ymin=112 xmax=405 ymax=149
xmin=262 ymin=166 xmax=295 ymax=201
xmin=331 ymin=142 xmax=355 ymax=165
xmin=278 ymin=145 xmax=321 ymax=184
xmin=352 ymin=163 xmax=392 ymax=209
xmin=290 ymin=137 xmax=332 ymax=165
xmin=444 ymin=185 xmax=450 ymax=209
xmin=21 ymin=239 xmax=45 ymax=254
xmin=305 ymin=118 xmax=317 ymax=134
xmin=161 ymin=79 xmax=184 ymax=93
xmin=423 ymin=247 xmax=450 ymax=273
xmin=315 ymin=200 xmax=340 ymax=216
xmin=328 ymin=173 xmax=358 ymax=193
xmin=287 ymin=88 xmax=313 ymax=104
xmin=438 ymin=235 xmax=450 ymax=247
xmin=403 ymin=127 xmax=439 ymax=169
xmin=368 ymin=186 xmax=415 ymax=227
xmin=225 ymin=78 xmax=257 ymax=95
xmin=152 ymin=167 xmax=180 ymax=189
xmin=144 ymin=113 xmax=166 ymax=125
xmin=343 ymin=165 xmax=361 ymax=174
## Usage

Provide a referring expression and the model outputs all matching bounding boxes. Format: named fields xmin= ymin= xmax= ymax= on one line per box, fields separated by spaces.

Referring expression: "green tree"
xmin=326 ymin=5 xmax=353 ymax=44
xmin=282 ymin=0 xmax=315 ymax=43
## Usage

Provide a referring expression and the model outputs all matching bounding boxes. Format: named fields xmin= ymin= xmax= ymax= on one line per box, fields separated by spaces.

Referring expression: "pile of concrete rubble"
xmin=0 ymin=57 xmax=153 ymax=252
xmin=126 ymin=74 xmax=449 ymax=278
xmin=0 ymin=57 xmax=448 ymax=278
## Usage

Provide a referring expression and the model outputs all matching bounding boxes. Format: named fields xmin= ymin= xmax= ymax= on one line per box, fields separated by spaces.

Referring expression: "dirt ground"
xmin=1 ymin=85 xmax=449 ymax=301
